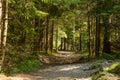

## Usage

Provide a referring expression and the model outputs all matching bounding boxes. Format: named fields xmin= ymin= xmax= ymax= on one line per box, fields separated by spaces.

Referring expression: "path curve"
xmin=38 ymin=51 xmax=84 ymax=64
xmin=0 ymin=59 xmax=119 ymax=80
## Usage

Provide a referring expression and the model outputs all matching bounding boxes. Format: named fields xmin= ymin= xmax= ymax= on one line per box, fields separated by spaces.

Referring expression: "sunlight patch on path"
xmin=59 ymin=65 xmax=80 ymax=71
xmin=0 ymin=74 xmax=32 ymax=80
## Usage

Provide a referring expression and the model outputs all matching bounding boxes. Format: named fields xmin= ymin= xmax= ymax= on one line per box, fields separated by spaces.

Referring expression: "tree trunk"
xmin=55 ymin=19 xmax=58 ymax=50
xmin=88 ymin=16 xmax=91 ymax=57
xmin=45 ymin=16 xmax=49 ymax=54
xmin=88 ymin=15 xmax=93 ymax=58
xmin=50 ymin=19 xmax=54 ymax=53
xmin=79 ymin=26 xmax=82 ymax=51
xmin=0 ymin=0 xmax=2 ymax=71
xmin=103 ymin=16 xmax=111 ymax=53
xmin=0 ymin=0 xmax=2 ymax=46
xmin=95 ymin=16 xmax=101 ymax=57
xmin=1 ymin=0 xmax=8 ymax=70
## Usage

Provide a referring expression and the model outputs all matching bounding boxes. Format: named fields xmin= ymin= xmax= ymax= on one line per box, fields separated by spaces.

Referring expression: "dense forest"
xmin=0 ymin=0 xmax=120 ymax=80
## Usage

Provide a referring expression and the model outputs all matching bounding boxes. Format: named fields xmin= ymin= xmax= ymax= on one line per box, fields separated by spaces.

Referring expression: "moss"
xmin=107 ymin=62 xmax=120 ymax=76
xmin=92 ymin=72 xmax=101 ymax=80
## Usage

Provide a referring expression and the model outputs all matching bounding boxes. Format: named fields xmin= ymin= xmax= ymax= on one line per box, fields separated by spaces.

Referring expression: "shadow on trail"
xmin=30 ymin=59 xmax=118 ymax=80
xmin=31 ymin=62 xmax=99 ymax=80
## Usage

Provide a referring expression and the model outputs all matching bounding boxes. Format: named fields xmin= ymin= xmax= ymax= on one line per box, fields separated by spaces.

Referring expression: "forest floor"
xmin=0 ymin=51 xmax=120 ymax=80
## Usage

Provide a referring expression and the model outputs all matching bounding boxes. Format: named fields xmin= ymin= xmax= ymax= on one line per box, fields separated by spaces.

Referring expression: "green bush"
xmin=92 ymin=72 xmax=101 ymax=80
xmin=4 ymin=45 xmax=43 ymax=74
xmin=102 ymin=53 xmax=115 ymax=60
xmin=77 ymin=50 xmax=89 ymax=55
xmin=11 ymin=58 xmax=42 ymax=73
xmin=114 ymin=51 xmax=120 ymax=59
xmin=104 ymin=62 xmax=120 ymax=76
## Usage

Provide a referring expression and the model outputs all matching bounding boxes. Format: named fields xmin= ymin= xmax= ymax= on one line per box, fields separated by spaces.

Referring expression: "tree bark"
xmin=0 ymin=0 xmax=2 ymax=71
xmin=103 ymin=16 xmax=111 ymax=53
xmin=95 ymin=16 xmax=101 ymax=57
xmin=55 ymin=19 xmax=58 ymax=50
xmin=79 ymin=26 xmax=82 ymax=51
xmin=1 ymin=0 xmax=8 ymax=70
xmin=50 ymin=19 xmax=54 ymax=53
xmin=45 ymin=16 xmax=49 ymax=54
xmin=0 ymin=0 xmax=2 ymax=46
xmin=88 ymin=15 xmax=93 ymax=58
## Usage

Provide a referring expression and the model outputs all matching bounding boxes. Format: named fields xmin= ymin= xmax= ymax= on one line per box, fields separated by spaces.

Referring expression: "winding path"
xmin=0 ymin=59 xmax=119 ymax=80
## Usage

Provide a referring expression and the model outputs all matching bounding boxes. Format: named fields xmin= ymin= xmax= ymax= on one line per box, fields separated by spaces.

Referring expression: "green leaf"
xmin=35 ymin=10 xmax=48 ymax=18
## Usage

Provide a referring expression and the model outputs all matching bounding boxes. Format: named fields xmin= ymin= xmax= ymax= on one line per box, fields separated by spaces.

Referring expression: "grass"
xmin=77 ymin=50 xmax=89 ymax=55
xmin=39 ymin=51 xmax=58 ymax=56
xmin=92 ymin=61 xmax=120 ymax=80
xmin=104 ymin=62 xmax=120 ymax=76
xmin=11 ymin=58 xmax=42 ymax=73
xmin=4 ymin=56 xmax=43 ymax=74
xmin=102 ymin=53 xmax=115 ymax=60
xmin=2 ymin=46 xmax=43 ymax=74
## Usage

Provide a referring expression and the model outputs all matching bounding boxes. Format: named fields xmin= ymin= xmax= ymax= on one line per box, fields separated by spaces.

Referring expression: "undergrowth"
xmin=102 ymin=53 xmax=115 ymax=60
xmin=2 ymin=45 xmax=43 ymax=74
xmin=77 ymin=50 xmax=88 ymax=55
xmin=104 ymin=62 xmax=120 ymax=76
xmin=10 ymin=57 xmax=42 ymax=74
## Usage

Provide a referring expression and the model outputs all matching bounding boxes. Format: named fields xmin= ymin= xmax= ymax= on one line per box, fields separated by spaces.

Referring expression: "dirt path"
xmin=38 ymin=51 xmax=84 ymax=64
xmin=0 ymin=59 xmax=119 ymax=80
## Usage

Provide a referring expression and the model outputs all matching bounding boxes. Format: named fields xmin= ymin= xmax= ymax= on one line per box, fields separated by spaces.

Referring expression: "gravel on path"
xmin=0 ymin=59 xmax=119 ymax=80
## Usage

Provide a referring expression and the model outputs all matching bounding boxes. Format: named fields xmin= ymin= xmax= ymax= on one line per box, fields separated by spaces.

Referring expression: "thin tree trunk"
xmin=0 ymin=0 xmax=2 ymax=71
xmin=50 ymin=19 xmax=54 ymax=53
xmin=1 ymin=0 xmax=8 ymax=70
xmin=45 ymin=16 xmax=49 ymax=54
xmin=0 ymin=0 xmax=2 ymax=46
xmin=55 ymin=19 xmax=58 ymax=50
xmin=88 ymin=15 xmax=93 ymax=58
xmin=79 ymin=26 xmax=82 ymax=51
xmin=95 ymin=16 xmax=101 ymax=57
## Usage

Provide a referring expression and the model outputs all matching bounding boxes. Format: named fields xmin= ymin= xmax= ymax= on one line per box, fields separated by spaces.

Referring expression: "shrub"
xmin=3 ymin=45 xmax=43 ymax=74
xmin=102 ymin=53 xmax=115 ymax=60
xmin=104 ymin=62 xmax=120 ymax=76
xmin=11 ymin=58 xmax=42 ymax=73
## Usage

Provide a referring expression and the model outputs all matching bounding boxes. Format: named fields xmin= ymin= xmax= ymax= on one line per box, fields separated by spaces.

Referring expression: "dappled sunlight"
xmin=0 ymin=0 xmax=120 ymax=80
xmin=0 ymin=74 xmax=33 ymax=80
xmin=7 ymin=77 xmax=30 ymax=80
xmin=59 ymin=65 xmax=80 ymax=71
xmin=104 ymin=62 xmax=120 ymax=71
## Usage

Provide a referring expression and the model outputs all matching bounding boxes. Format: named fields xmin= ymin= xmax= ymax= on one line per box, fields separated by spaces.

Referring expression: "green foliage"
xmin=9 ymin=0 xmax=48 ymax=19
xmin=92 ymin=72 xmax=108 ymax=80
xmin=102 ymin=53 xmax=115 ymax=60
xmin=114 ymin=51 xmax=120 ymax=59
xmin=11 ymin=58 xmax=42 ymax=73
xmin=4 ymin=45 xmax=43 ymax=74
xmin=103 ymin=62 xmax=120 ymax=76
xmin=77 ymin=50 xmax=88 ymax=55
xmin=93 ymin=61 xmax=102 ymax=68
xmin=92 ymin=72 xmax=101 ymax=80
xmin=5 ymin=55 xmax=42 ymax=74
xmin=35 ymin=10 xmax=48 ymax=18
xmin=39 ymin=51 xmax=58 ymax=56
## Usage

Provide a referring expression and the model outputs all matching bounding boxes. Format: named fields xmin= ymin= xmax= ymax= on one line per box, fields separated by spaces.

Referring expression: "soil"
xmin=0 ymin=51 xmax=120 ymax=80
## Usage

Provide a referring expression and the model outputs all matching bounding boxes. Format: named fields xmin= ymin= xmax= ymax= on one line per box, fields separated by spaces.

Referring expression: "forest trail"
xmin=38 ymin=51 xmax=84 ymax=64
xmin=0 ymin=59 xmax=119 ymax=80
